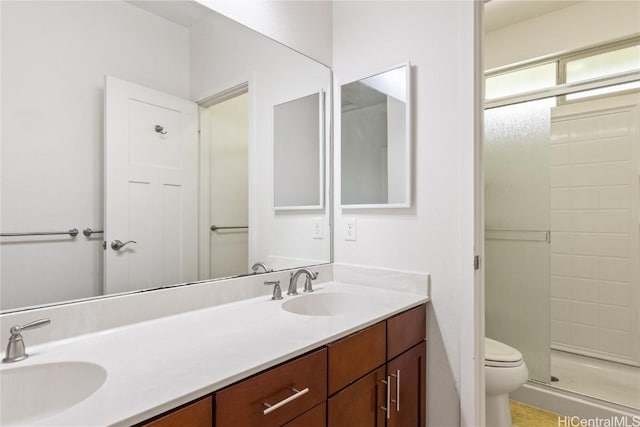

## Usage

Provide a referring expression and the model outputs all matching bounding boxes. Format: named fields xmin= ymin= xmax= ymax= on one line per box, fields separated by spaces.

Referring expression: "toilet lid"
xmin=485 ymin=338 xmax=523 ymax=367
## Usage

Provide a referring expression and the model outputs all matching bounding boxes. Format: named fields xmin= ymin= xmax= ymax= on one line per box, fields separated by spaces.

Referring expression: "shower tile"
xmin=571 ymin=255 xmax=598 ymax=279
xmin=570 ymin=188 xmax=599 ymax=209
xmin=550 ymin=144 xmax=571 ymax=166
xmin=550 ymin=120 xmax=571 ymax=143
xmin=599 ymin=186 xmax=629 ymax=209
xmin=596 ymin=137 xmax=630 ymax=162
xmin=570 ymin=324 xmax=598 ymax=350
xmin=596 ymin=329 xmax=632 ymax=357
xmin=598 ymin=257 xmax=629 ymax=282
xmin=568 ymin=117 xmax=599 ymax=141
xmin=551 ymin=320 xmax=571 ymax=345
xmin=551 ymin=210 xmax=573 ymax=231
xmin=569 ymin=140 xmax=601 ymax=164
xmin=551 ymin=276 xmax=572 ymax=298
xmin=570 ymin=211 xmax=598 ymax=233
xmin=551 ymin=298 xmax=572 ymax=321
xmin=599 ymin=305 xmax=630 ymax=332
xmin=550 ymin=232 xmax=572 ymax=254
xmin=598 ymin=111 xmax=630 ymax=137
xmin=551 ymin=189 xmax=571 ymax=209
xmin=596 ymin=234 xmax=629 ymax=258
xmin=598 ymin=280 xmax=630 ymax=306
xmin=551 ymin=255 xmax=572 ymax=276
xmin=570 ymin=233 xmax=599 ymax=256
xmin=551 ymin=166 xmax=571 ymax=187
xmin=597 ymin=210 xmax=629 ymax=233
xmin=570 ymin=164 xmax=600 ymax=187
xmin=571 ymin=301 xmax=599 ymax=326
xmin=598 ymin=161 xmax=629 ymax=186
xmin=571 ymin=278 xmax=598 ymax=303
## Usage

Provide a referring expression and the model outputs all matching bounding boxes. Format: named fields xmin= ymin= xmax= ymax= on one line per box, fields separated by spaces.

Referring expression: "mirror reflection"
xmin=274 ymin=92 xmax=324 ymax=210
xmin=0 ymin=0 xmax=331 ymax=311
xmin=341 ymin=64 xmax=411 ymax=207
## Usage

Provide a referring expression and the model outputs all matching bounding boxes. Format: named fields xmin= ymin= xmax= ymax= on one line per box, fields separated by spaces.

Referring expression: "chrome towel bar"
xmin=210 ymin=225 xmax=248 ymax=231
xmin=0 ymin=229 xmax=79 ymax=237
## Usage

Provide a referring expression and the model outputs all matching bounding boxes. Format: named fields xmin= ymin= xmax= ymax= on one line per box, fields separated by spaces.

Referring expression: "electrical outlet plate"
xmin=344 ymin=217 xmax=356 ymax=241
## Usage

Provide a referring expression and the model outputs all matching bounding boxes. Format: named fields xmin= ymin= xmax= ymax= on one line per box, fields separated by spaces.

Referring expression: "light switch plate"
xmin=312 ymin=218 xmax=323 ymax=239
xmin=344 ymin=218 xmax=356 ymax=241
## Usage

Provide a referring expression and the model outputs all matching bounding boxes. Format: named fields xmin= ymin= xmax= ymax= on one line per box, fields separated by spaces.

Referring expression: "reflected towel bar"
xmin=82 ymin=228 xmax=104 ymax=237
xmin=0 ymin=229 xmax=79 ymax=237
xmin=210 ymin=225 xmax=248 ymax=231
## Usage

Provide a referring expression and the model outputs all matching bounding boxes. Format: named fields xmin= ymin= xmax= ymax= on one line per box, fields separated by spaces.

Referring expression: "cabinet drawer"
xmin=283 ymin=402 xmax=326 ymax=427
xmin=327 ymin=322 xmax=386 ymax=395
xmin=139 ymin=396 xmax=212 ymax=427
xmin=387 ymin=304 xmax=426 ymax=360
xmin=215 ymin=348 xmax=327 ymax=427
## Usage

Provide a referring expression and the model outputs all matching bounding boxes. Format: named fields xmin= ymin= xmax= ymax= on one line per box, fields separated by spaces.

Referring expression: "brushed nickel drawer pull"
xmin=380 ymin=376 xmax=391 ymax=419
xmin=391 ymin=369 xmax=400 ymax=411
xmin=263 ymin=387 xmax=309 ymax=415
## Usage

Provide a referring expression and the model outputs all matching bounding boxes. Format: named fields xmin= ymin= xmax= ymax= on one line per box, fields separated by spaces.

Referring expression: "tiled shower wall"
xmin=550 ymin=96 xmax=639 ymax=366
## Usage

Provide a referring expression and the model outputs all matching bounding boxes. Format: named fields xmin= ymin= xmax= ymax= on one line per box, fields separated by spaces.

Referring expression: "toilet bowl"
xmin=485 ymin=338 xmax=528 ymax=427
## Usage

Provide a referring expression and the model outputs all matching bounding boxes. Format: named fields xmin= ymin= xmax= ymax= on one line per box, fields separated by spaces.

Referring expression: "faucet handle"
xmin=10 ymin=318 xmax=51 ymax=335
xmin=3 ymin=318 xmax=51 ymax=363
xmin=264 ymin=280 xmax=283 ymax=300
xmin=303 ymin=272 xmax=319 ymax=293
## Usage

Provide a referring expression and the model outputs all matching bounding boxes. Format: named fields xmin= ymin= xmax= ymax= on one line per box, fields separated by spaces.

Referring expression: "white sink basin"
xmin=281 ymin=292 xmax=370 ymax=316
xmin=0 ymin=361 xmax=107 ymax=425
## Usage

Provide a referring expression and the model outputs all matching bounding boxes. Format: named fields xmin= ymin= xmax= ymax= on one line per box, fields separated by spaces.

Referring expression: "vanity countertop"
xmin=1 ymin=281 xmax=428 ymax=426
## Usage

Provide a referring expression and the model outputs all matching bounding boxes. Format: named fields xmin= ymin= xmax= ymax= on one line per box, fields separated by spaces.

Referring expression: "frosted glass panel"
xmin=566 ymin=45 xmax=640 ymax=83
xmin=486 ymin=63 xmax=556 ymax=100
xmin=485 ymin=98 xmax=553 ymax=383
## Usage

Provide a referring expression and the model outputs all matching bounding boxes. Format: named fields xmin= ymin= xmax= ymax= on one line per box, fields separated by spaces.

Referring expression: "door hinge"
xmin=474 ymin=255 xmax=480 ymax=270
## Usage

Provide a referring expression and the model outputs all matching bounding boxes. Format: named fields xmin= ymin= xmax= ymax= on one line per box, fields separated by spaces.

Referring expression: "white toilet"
xmin=485 ymin=338 xmax=528 ymax=427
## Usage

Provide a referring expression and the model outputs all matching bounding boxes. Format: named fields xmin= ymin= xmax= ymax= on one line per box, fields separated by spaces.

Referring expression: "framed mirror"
xmin=340 ymin=63 xmax=411 ymax=208
xmin=273 ymin=91 xmax=324 ymax=210
xmin=0 ymin=0 xmax=331 ymax=312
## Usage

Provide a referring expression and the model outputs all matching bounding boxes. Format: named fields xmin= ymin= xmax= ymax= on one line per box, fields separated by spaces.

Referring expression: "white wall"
xmin=189 ymin=10 xmax=332 ymax=271
xmin=333 ymin=1 xmax=480 ymax=425
xmin=194 ymin=0 xmax=332 ymax=66
xmin=0 ymin=1 xmax=190 ymax=309
xmin=485 ymin=1 xmax=640 ymax=70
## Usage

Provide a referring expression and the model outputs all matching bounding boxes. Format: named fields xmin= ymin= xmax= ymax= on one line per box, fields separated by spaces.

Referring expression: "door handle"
xmin=111 ymin=240 xmax=137 ymax=250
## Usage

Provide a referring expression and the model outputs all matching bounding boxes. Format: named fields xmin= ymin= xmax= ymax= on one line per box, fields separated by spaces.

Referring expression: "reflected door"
xmin=104 ymin=76 xmax=199 ymax=294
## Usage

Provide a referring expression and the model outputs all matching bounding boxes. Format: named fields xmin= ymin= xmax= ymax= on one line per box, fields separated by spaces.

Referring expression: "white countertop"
xmin=1 ymin=281 xmax=428 ymax=426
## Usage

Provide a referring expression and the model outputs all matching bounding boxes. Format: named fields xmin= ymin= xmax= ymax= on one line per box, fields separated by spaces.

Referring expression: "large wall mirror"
xmin=0 ymin=0 xmax=331 ymax=312
xmin=341 ymin=63 xmax=411 ymax=208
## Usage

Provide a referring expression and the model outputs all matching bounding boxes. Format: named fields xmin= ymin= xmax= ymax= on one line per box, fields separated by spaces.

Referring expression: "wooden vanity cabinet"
xmin=138 ymin=304 xmax=426 ymax=427
xmin=327 ymin=304 xmax=427 ymax=426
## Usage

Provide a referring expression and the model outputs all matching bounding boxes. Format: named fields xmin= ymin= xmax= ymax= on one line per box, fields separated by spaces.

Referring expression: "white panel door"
xmin=104 ymin=76 xmax=198 ymax=294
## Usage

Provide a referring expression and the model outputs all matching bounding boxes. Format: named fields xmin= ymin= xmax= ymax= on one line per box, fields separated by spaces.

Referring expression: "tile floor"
xmin=510 ymin=400 xmax=560 ymax=427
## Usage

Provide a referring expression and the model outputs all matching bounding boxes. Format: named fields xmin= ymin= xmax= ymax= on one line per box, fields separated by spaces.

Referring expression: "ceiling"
xmin=484 ymin=0 xmax=582 ymax=32
xmin=126 ymin=1 xmax=212 ymax=28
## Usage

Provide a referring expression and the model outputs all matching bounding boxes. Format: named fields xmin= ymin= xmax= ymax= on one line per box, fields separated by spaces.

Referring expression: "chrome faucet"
xmin=252 ymin=262 xmax=272 ymax=274
xmin=3 ymin=318 xmax=51 ymax=363
xmin=288 ymin=268 xmax=319 ymax=295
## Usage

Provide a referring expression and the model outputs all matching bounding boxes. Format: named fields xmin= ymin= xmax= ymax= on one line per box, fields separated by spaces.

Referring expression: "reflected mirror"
xmin=0 ymin=0 xmax=331 ymax=311
xmin=341 ymin=63 xmax=411 ymax=208
xmin=273 ymin=92 xmax=324 ymax=210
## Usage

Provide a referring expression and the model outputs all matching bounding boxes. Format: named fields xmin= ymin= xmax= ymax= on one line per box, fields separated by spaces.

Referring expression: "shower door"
xmin=485 ymin=98 xmax=554 ymax=383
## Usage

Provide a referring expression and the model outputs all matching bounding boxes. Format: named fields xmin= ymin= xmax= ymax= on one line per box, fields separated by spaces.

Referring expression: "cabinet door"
xmin=328 ymin=366 xmax=386 ymax=426
xmin=386 ymin=341 xmax=426 ymax=427
xmin=139 ymin=396 xmax=212 ymax=427
xmin=283 ymin=402 xmax=326 ymax=427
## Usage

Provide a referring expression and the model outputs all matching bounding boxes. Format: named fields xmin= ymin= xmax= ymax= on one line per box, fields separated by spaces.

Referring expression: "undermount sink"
xmin=281 ymin=292 xmax=369 ymax=316
xmin=0 ymin=361 xmax=107 ymax=425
